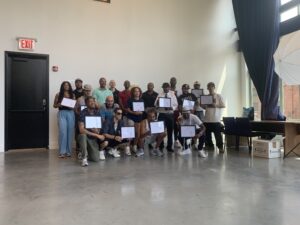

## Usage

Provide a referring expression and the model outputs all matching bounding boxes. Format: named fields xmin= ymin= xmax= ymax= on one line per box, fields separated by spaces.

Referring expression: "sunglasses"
xmin=116 ymin=112 xmax=122 ymax=115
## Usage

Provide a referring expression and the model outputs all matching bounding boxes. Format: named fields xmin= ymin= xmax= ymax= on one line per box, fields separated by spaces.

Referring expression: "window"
xmin=281 ymin=6 xmax=298 ymax=22
xmin=281 ymin=0 xmax=293 ymax=5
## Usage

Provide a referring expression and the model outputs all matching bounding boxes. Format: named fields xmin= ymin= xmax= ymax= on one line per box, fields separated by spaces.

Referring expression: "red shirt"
xmin=118 ymin=90 xmax=131 ymax=109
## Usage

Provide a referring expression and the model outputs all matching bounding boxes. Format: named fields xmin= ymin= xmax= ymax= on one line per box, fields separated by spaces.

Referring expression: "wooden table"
xmin=251 ymin=120 xmax=300 ymax=158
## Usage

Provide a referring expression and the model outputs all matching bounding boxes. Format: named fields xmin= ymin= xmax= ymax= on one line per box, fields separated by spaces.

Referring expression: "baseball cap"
xmin=162 ymin=82 xmax=170 ymax=88
xmin=75 ymin=78 xmax=83 ymax=83
xmin=83 ymin=84 xmax=92 ymax=91
xmin=182 ymin=106 xmax=191 ymax=113
xmin=182 ymin=84 xmax=190 ymax=89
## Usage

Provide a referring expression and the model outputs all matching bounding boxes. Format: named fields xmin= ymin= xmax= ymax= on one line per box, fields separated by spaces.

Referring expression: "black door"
xmin=5 ymin=51 xmax=49 ymax=151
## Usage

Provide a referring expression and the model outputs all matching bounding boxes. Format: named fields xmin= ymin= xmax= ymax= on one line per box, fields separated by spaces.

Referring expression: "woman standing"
xmin=126 ymin=86 xmax=145 ymax=157
xmin=53 ymin=81 xmax=75 ymax=158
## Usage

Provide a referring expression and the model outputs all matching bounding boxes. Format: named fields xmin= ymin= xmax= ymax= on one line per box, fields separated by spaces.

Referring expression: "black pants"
xmin=179 ymin=129 xmax=205 ymax=150
xmin=158 ymin=113 xmax=174 ymax=150
xmin=204 ymin=122 xmax=223 ymax=148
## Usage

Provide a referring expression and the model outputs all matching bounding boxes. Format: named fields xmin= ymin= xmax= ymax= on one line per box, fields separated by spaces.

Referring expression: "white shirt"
xmin=204 ymin=93 xmax=225 ymax=123
xmin=155 ymin=90 xmax=178 ymax=114
xmin=180 ymin=114 xmax=203 ymax=129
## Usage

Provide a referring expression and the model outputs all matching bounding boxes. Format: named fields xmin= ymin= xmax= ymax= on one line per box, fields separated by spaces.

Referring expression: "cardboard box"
xmin=253 ymin=139 xmax=281 ymax=158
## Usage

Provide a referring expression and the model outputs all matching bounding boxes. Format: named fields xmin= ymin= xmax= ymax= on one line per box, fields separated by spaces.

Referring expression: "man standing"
xmin=78 ymin=96 xmax=108 ymax=166
xmin=93 ymin=77 xmax=113 ymax=105
xmin=142 ymin=82 xmax=158 ymax=110
xmin=109 ymin=80 xmax=120 ymax=105
xmin=118 ymin=80 xmax=131 ymax=112
xmin=202 ymin=82 xmax=225 ymax=153
xmin=155 ymin=82 xmax=178 ymax=152
xmin=73 ymin=78 xmax=84 ymax=99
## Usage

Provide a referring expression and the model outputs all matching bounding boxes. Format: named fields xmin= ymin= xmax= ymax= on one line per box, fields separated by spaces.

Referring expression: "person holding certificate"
xmin=126 ymin=87 xmax=145 ymax=156
xmin=139 ymin=108 xmax=166 ymax=157
xmin=202 ymin=82 xmax=225 ymax=153
xmin=177 ymin=107 xmax=207 ymax=157
xmin=78 ymin=96 xmax=108 ymax=166
xmin=154 ymin=82 xmax=178 ymax=153
xmin=75 ymin=84 xmax=97 ymax=158
xmin=53 ymin=81 xmax=76 ymax=158
xmin=102 ymin=108 xmax=131 ymax=157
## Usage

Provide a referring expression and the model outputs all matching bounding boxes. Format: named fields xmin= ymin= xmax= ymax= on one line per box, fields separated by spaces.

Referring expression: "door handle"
xmin=42 ymin=99 xmax=47 ymax=111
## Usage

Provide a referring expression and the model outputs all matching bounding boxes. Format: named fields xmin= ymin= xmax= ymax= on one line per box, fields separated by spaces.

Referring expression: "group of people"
xmin=53 ymin=77 xmax=225 ymax=167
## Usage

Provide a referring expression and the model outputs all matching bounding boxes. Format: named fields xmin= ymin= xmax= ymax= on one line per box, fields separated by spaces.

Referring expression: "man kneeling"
xmin=78 ymin=96 xmax=108 ymax=167
xmin=177 ymin=107 xmax=207 ymax=158
xmin=139 ymin=108 xmax=167 ymax=157
xmin=102 ymin=108 xmax=131 ymax=157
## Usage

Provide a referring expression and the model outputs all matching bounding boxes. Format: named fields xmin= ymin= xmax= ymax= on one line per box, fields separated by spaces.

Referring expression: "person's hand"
xmin=134 ymin=111 xmax=143 ymax=115
xmin=115 ymin=136 xmax=122 ymax=142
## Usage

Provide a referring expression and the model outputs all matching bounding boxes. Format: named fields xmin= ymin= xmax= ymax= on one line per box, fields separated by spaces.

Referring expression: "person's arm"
xmin=217 ymin=95 xmax=226 ymax=108
xmin=103 ymin=121 xmax=122 ymax=142
xmin=172 ymin=94 xmax=178 ymax=111
xmin=78 ymin=122 xmax=105 ymax=140
xmin=53 ymin=93 xmax=61 ymax=108
xmin=75 ymin=99 xmax=82 ymax=115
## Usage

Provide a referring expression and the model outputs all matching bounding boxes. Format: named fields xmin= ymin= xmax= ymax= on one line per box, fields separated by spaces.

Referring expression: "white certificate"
xmin=121 ymin=127 xmax=135 ymax=139
xmin=61 ymin=98 xmax=76 ymax=108
xmin=183 ymin=99 xmax=195 ymax=110
xmin=85 ymin=116 xmax=102 ymax=129
xmin=181 ymin=126 xmax=196 ymax=138
xmin=200 ymin=95 xmax=213 ymax=105
xmin=133 ymin=102 xmax=145 ymax=112
xmin=150 ymin=121 xmax=165 ymax=134
xmin=159 ymin=97 xmax=171 ymax=108
xmin=191 ymin=89 xmax=203 ymax=98
xmin=81 ymin=105 xmax=87 ymax=111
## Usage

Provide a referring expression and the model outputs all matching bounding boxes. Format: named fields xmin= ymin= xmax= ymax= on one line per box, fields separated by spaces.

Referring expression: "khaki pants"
xmin=78 ymin=134 xmax=100 ymax=162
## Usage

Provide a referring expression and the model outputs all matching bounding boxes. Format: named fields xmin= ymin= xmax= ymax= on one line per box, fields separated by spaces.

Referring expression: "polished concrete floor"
xmin=0 ymin=148 xmax=300 ymax=225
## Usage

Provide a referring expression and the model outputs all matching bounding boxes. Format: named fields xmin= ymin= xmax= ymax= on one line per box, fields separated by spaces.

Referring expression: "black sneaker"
xmin=148 ymin=143 xmax=154 ymax=150
xmin=167 ymin=148 xmax=174 ymax=153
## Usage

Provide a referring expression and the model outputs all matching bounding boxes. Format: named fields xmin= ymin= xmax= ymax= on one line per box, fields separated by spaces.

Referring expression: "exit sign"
xmin=17 ymin=38 xmax=36 ymax=51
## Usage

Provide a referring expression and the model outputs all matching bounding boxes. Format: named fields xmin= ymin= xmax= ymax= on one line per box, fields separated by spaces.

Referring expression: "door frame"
xmin=5 ymin=51 xmax=49 ymax=151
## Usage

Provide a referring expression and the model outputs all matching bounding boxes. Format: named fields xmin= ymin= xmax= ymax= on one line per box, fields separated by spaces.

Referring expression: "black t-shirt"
xmin=142 ymin=91 xmax=158 ymax=108
xmin=178 ymin=93 xmax=198 ymax=106
xmin=127 ymin=98 xmax=145 ymax=123
xmin=111 ymin=89 xmax=120 ymax=105
xmin=73 ymin=89 xmax=84 ymax=99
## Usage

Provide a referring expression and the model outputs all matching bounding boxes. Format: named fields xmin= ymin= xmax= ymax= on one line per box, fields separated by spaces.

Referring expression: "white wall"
xmin=0 ymin=0 xmax=240 ymax=151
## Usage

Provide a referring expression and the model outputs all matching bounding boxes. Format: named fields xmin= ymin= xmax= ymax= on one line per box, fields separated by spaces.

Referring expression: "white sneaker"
xmin=180 ymin=148 xmax=192 ymax=155
xmin=109 ymin=148 xmax=121 ymax=158
xmin=136 ymin=148 xmax=144 ymax=157
xmin=198 ymin=150 xmax=207 ymax=158
xmin=174 ymin=140 xmax=182 ymax=149
xmin=132 ymin=145 xmax=137 ymax=153
xmin=81 ymin=158 xmax=88 ymax=167
xmin=99 ymin=150 xmax=106 ymax=160
xmin=125 ymin=146 xmax=131 ymax=156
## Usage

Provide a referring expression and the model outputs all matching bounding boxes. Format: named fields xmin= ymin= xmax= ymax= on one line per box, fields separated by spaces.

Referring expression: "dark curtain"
xmin=232 ymin=0 xmax=284 ymax=120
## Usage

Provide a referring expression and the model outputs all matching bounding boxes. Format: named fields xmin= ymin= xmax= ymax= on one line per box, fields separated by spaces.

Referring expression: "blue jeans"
xmin=58 ymin=110 xmax=75 ymax=155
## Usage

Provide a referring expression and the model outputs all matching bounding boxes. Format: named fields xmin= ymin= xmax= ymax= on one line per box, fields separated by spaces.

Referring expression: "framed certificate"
xmin=180 ymin=125 xmax=196 ymax=138
xmin=61 ymin=98 xmax=76 ymax=108
xmin=150 ymin=121 xmax=165 ymax=134
xmin=200 ymin=95 xmax=213 ymax=105
xmin=182 ymin=99 xmax=195 ymax=110
xmin=85 ymin=116 xmax=102 ymax=129
xmin=133 ymin=102 xmax=145 ymax=112
xmin=158 ymin=97 xmax=171 ymax=108
xmin=191 ymin=89 xmax=203 ymax=98
xmin=121 ymin=126 xmax=135 ymax=139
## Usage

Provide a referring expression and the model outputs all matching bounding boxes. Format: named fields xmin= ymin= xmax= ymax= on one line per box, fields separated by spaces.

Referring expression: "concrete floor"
xmin=0 ymin=148 xmax=300 ymax=225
